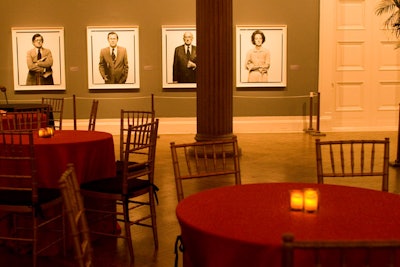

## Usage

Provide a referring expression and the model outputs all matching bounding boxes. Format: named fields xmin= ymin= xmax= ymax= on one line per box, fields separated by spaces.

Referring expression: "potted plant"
xmin=376 ymin=0 xmax=400 ymax=47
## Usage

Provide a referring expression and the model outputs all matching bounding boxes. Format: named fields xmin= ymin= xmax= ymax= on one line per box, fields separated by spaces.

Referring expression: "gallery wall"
xmin=0 ymin=0 xmax=319 ymax=120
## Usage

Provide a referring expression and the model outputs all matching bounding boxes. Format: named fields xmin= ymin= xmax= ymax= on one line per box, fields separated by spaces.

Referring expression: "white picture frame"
xmin=162 ymin=26 xmax=197 ymax=89
xmin=12 ymin=27 xmax=66 ymax=91
xmin=87 ymin=26 xmax=140 ymax=89
xmin=236 ymin=25 xmax=287 ymax=88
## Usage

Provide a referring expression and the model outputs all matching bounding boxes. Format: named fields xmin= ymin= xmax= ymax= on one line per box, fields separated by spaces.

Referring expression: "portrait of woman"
xmin=236 ymin=26 xmax=287 ymax=88
xmin=245 ymin=30 xmax=270 ymax=83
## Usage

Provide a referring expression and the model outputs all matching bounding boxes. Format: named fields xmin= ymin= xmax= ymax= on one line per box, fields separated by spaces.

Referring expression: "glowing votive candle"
xmin=38 ymin=128 xmax=46 ymax=137
xmin=290 ymin=190 xmax=304 ymax=211
xmin=46 ymin=127 xmax=54 ymax=136
xmin=304 ymin=188 xmax=319 ymax=212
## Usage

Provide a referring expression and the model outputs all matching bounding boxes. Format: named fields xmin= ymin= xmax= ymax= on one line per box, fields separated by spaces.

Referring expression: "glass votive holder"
xmin=290 ymin=190 xmax=304 ymax=211
xmin=303 ymin=188 xmax=319 ymax=213
xmin=46 ymin=127 xmax=55 ymax=136
xmin=38 ymin=127 xmax=55 ymax=138
xmin=38 ymin=128 xmax=47 ymax=138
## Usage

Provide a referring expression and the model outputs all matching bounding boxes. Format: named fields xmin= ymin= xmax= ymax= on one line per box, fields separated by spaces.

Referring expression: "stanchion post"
xmin=311 ymin=92 xmax=326 ymax=136
xmin=151 ymin=93 xmax=155 ymax=113
xmin=73 ymin=94 xmax=77 ymax=130
xmin=304 ymin=92 xmax=315 ymax=133
xmin=0 ymin=86 xmax=8 ymax=104
xmin=390 ymin=103 xmax=400 ymax=167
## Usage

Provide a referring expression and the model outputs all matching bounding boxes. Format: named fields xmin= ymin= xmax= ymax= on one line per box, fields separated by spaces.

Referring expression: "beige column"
xmin=195 ymin=0 xmax=234 ymax=141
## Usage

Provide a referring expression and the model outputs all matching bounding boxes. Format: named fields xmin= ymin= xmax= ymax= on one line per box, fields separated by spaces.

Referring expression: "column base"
xmin=194 ymin=133 xmax=236 ymax=142
xmin=194 ymin=133 xmax=241 ymax=156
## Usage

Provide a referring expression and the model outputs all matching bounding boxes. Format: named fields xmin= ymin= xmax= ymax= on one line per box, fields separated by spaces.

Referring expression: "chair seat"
xmin=81 ymin=176 xmax=152 ymax=195
xmin=0 ymin=188 xmax=61 ymax=206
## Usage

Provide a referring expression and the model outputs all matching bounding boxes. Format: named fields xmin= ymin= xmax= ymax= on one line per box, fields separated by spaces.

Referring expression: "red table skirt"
xmin=0 ymin=130 xmax=117 ymax=255
xmin=0 ymin=130 xmax=116 ymax=188
xmin=33 ymin=130 xmax=116 ymax=187
xmin=176 ymin=183 xmax=400 ymax=267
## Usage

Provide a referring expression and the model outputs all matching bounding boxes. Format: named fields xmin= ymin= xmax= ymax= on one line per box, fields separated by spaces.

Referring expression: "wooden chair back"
xmin=0 ymin=130 xmax=36 ymax=197
xmin=170 ymin=137 xmax=241 ymax=202
xmin=123 ymin=119 xmax=159 ymax=194
xmin=121 ymin=119 xmax=159 ymax=250
xmin=1 ymin=111 xmax=48 ymax=130
xmin=282 ymin=233 xmax=400 ymax=267
xmin=42 ymin=97 xmax=64 ymax=130
xmin=119 ymin=109 xmax=155 ymax=161
xmin=59 ymin=164 xmax=93 ymax=267
xmin=315 ymin=138 xmax=390 ymax=191
xmin=0 ymin=130 xmax=65 ymax=266
xmin=80 ymin=119 xmax=160 ymax=260
xmin=88 ymin=100 xmax=99 ymax=131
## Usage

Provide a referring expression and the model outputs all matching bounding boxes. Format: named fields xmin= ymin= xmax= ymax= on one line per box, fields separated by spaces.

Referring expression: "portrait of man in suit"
xmin=173 ymin=32 xmax=197 ymax=83
xmin=12 ymin=27 xmax=65 ymax=91
xmin=26 ymin=33 xmax=54 ymax=85
xmin=99 ymin=32 xmax=129 ymax=84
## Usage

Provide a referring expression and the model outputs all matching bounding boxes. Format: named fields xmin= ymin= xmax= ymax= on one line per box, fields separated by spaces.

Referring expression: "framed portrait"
xmin=162 ymin=26 xmax=197 ymax=89
xmin=236 ymin=25 xmax=287 ymax=88
xmin=87 ymin=26 xmax=140 ymax=89
xmin=12 ymin=27 xmax=66 ymax=91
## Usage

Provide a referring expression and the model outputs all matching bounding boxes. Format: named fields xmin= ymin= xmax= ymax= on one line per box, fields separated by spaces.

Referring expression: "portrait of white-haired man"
xmin=173 ymin=31 xmax=197 ymax=83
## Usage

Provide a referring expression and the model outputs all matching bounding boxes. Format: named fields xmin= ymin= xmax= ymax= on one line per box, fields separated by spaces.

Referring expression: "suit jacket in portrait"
xmin=26 ymin=47 xmax=54 ymax=85
xmin=173 ymin=45 xmax=197 ymax=83
xmin=99 ymin=46 xmax=129 ymax=84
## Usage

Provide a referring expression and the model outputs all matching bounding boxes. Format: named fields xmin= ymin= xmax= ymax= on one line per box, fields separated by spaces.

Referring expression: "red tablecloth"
xmin=0 ymin=130 xmax=116 ymax=188
xmin=176 ymin=183 xmax=400 ymax=267
xmin=0 ymin=130 xmax=117 ymax=255
xmin=34 ymin=130 xmax=116 ymax=187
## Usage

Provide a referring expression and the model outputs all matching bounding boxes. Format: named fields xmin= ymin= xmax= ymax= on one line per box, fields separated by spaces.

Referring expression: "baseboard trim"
xmin=61 ymin=116 xmax=398 ymax=135
xmin=62 ymin=116 xmax=313 ymax=135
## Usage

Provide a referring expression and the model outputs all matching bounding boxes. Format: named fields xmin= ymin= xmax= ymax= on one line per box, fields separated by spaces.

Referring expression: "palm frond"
xmin=376 ymin=1 xmax=400 ymax=28
xmin=376 ymin=0 xmax=400 ymax=48
xmin=376 ymin=0 xmax=398 ymax=16
xmin=386 ymin=12 xmax=400 ymax=27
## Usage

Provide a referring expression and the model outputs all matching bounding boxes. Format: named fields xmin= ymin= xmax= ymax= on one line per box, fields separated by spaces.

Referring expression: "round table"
xmin=33 ymin=130 xmax=116 ymax=188
xmin=0 ymin=130 xmax=117 ymax=254
xmin=176 ymin=183 xmax=400 ymax=267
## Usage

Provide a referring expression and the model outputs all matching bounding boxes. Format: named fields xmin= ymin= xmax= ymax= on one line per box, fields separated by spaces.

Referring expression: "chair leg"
xmin=123 ymin=200 xmax=134 ymax=260
xmin=150 ymin=190 xmax=159 ymax=249
xmin=61 ymin=208 xmax=67 ymax=257
xmin=33 ymin=217 xmax=38 ymax=267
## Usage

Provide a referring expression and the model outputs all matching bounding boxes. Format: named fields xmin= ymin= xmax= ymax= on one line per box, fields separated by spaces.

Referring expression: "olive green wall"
xmin=0 ymin=0 xmax=319 ymax=119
